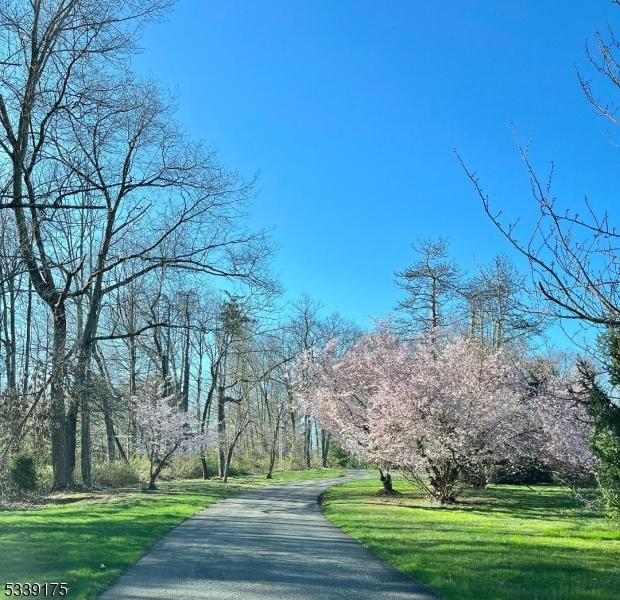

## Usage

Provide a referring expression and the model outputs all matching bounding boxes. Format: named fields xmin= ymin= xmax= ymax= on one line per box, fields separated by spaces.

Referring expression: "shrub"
xmin=35 ymin=464 xmax=54 ymax=492
xmin=592 ymin=429 xmax=620 ymax=517
xmin=168 ymin=455 xmax=205 ymax=479
xmin=488 ymin=462 xmax=554 ymax=485
xmin=92 ymin=460 xmax=140 ymax=488
xmin=225 ymin=462 xmax=251 ymax=477
xmin=10 ymin=454 xmax=37 ymax=492
xmin=327 ymin=444 xmax=361 ymax=468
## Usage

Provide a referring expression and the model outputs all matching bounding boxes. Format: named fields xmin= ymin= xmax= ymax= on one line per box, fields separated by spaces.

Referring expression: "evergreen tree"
xmin=577 ymin=329 xmax=620 ymax=516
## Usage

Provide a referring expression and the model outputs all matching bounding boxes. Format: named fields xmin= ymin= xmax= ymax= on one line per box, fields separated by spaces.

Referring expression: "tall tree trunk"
xmin=128 ymin=292 xmax=137 ymax=396
xmin=74 ymin=293 xmax=94 ymax=487
xmin=200 ymin=452 xmax=210 ymax=480
xmin=21 ymin=279 xmax=33 ymax=397
xmin=217 ymin=385 xmax=227 ymax=478
xmin=267 ymin=403 xmax=285 ymax=479
xmin=0 ymin=274 xmax=9 ymax=391
xmin=304 ymin=416 xmax=312 ymax=468
xmin=222 ymin=419 xmax=248 ymax=484
xmin=320 ymin=429 xmax=330 ymax=468
xmin=80 ymin=393 xmax=91 ymax=486
xmin=199 ymin=358 xmax=215 ymax=481
xmin=101 ymin=396 xmax=116 ymax=463
xmin=74 ymin=355 xmax=93 ymax=486
xmin=267 ymin=419 xmax=281 ymax=479
xmin=0 ymin=268 xmax=16 ymax=392
xmin=153 ymin=325 xmax=170 ymax=394
xmin=114 ymin=436 xmax=128 ymax=462
xmin=127 ymin=329 xmax=137 ymax=459
xmin=51 ymin=305 xmax=73 ymax=490
xmin=266 ymin=448 xmax=277 ymax=479
xmin=7 ymin=274 xmax=16 ymax=390
xmin=223 ymin=448 xmax=231 ymax=483
xmin=66 ymin=403 xmax=79 ymax=475
xmin=181 ymin=302 xmax=191 ymax=411
xmin=93 ymin=348 xmax=117 ymax=463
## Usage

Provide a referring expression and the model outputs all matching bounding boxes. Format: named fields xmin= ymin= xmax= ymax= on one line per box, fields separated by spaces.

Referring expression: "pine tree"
xmin=577 ymin=329 xmax=620 ymax=516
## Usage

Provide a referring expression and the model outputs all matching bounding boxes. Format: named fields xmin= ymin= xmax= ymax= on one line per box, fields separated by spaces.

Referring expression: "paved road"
xmin=99 ymin=471 xmax=438 ymax=599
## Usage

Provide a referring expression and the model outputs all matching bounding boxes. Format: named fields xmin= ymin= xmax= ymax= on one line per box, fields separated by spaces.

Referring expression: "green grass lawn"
xmin=322 ymin=477 xmax=620 ymax=600
xmin=0 ymin=468 xmax=345 ymax=600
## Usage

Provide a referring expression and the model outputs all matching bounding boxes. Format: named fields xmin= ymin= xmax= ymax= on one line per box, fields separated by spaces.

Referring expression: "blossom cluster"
xmin=294 ymin=328 xmax=594 ymax=499
xmin=132 ymin=379 xmax=208 ymax=462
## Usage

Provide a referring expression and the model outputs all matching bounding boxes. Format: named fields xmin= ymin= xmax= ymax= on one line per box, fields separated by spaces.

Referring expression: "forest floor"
xmin=322 ymin=477 xmax=620 ymax=600
xmin=0 ymin=468 xmax=345 ymax=600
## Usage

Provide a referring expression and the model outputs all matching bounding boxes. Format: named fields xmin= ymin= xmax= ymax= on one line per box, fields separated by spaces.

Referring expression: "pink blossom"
xmin=295 ymin=328 xmax=594 ymax=503
xmin=132 ymin=379 xmax=208 ymax=489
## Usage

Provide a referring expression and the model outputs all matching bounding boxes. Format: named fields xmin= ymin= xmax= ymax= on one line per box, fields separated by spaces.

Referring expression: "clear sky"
xmin=133 ymin=0 xmax=620 ymax=328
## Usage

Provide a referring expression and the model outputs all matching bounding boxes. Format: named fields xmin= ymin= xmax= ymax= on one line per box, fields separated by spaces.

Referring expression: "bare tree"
xmin=394 ymin=239 xmax=463 ymax=335
xmin=463 ymin=255 xmax=544 ymax=347
xmin=0 ymin=1 xmax=269 ymax=489
xmin=459 ymin=5 xmax=620 ymax=332
xmin=0 ymin=0 xmax=178 ymax=489
xmin=284 ymin=297 xmax=360 ymax=468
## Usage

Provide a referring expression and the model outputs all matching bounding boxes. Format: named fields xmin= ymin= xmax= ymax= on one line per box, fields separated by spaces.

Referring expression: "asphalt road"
xmin=99 ymin=471 xmax=438 ymax=600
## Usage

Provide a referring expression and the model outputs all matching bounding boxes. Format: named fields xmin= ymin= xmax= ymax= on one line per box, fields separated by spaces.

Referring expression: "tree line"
xmin=0 ymin=0 xmax=359 ymax=493
xmin=1 ymin=1 xmax=619 ymax=518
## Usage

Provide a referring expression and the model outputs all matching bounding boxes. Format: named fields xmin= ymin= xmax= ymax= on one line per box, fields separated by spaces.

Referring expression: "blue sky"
xmin=133 ymin=0 xmax=620 ymax=328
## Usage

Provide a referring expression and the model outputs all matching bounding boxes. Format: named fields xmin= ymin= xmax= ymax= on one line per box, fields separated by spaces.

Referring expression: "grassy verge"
xmin=322 ymin=477 xmax=620 ymax=600
xmin=0 ymin=468 xmax=345 ymax=600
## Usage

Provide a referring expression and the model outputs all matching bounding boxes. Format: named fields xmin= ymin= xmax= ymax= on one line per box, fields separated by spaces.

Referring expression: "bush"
xmin=92 ymin=460 xmax=141 ymax=488
xmin=327 ymin=444 xmax=362 ymax=468
xmin=592 ymin=429 xmax=620 ymax=518
xmin=34 ymin=464 xmax=53 ymax=492
xmin=167 ymin=455 xmax=206 ymax=479
xmin=167 ymin=452 xmax=239 ymax=480
xmin=10 ymin=454 xmax=37 ymax=492
xmin=488 ymin=462 xmax=554 ymax=485
xmin=225 ymin=462 xmax=251 ymax=477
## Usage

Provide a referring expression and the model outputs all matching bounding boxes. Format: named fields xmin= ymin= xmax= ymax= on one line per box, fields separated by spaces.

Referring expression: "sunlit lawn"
xmin=0 ymin=468 xmax=345 ymax=600
xmin=322 ymin=477 xmax=620 ymax=600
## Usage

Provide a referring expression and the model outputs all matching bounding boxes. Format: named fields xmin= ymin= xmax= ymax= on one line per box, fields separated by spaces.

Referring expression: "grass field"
xmin=0 ymin=468 xmax=345 ymax=600
xmin=322 ymin=477 xmax=620 ymax=600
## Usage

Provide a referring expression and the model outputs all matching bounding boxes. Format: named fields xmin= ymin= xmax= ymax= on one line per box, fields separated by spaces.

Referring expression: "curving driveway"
xmin=99 ymin=471 xmax=437 ymax=599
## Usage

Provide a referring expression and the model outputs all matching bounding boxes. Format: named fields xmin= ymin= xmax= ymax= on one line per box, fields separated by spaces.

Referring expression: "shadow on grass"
xmin=331 ymin=481 xmax=603 ymax=521
xmin=325 ymin=481 xmax=619 ymax=600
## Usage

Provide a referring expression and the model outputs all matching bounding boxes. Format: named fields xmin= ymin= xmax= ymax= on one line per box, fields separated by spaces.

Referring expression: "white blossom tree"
xmin=296 ymin=328 xmax=594 ymax=503
xmin=133 ymin=379 xmax=207 ymax=490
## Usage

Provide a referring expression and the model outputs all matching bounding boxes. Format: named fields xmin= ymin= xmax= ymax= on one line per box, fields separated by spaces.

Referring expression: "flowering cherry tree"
xmin=295 ymin=329 xmax=426 ymax=494
xmin=296 ymin=328 xmax=594 ymax=503
xmin=378 ymin=335 xmax=536 ymax=502
xmin=294 ymin=331 xmax=405 ymax=485
xmin=525 ymin=358 xmax=596 ymax=484
xmin=132 ymin=379 xmax=207 ymax=490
